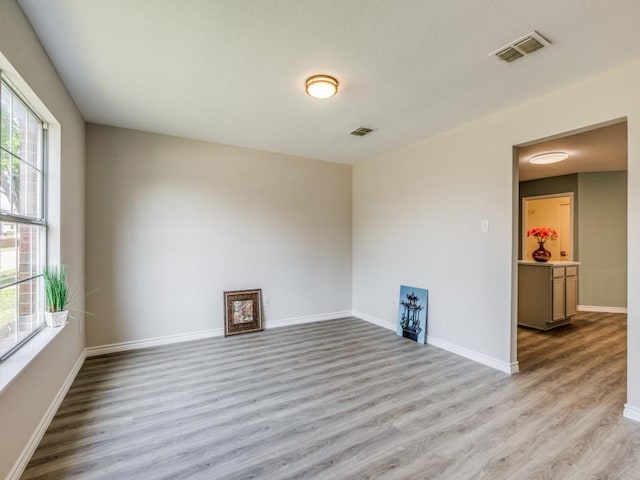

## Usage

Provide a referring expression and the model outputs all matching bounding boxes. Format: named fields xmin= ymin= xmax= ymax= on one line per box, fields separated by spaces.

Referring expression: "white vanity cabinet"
xmin=518 ymin=262 xmax=579 ymax=330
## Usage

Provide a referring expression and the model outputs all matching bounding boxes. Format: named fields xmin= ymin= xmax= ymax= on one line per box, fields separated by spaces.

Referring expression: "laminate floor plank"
xmin=21 ymin=313 xmax=640 ymax=479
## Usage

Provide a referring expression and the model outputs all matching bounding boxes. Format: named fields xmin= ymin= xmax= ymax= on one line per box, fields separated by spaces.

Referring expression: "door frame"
xmin=521 ymin=192 xmax=574 ymax=262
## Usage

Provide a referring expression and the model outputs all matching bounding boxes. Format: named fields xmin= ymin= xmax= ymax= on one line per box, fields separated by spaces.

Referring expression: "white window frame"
xmin=0 ymin=74 xmax=47 ymax=362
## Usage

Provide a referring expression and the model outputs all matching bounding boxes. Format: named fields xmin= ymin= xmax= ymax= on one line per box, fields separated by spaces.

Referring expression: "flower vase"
xmin=532 ymin=241 xmax=551 ymax=263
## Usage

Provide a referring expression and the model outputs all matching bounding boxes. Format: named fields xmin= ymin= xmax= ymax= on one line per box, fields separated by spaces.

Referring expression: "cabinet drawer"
xmin=566 ymin=266 xmax=577 ymax=277
xmin=552 ymin=267 xmax=565 ymax=278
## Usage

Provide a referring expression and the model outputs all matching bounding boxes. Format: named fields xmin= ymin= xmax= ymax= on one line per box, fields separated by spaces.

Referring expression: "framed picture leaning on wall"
xmin=224 ymin=289 xmax=264 ymax=336
xmin=397 ymin=285 xmax=428 ymax=344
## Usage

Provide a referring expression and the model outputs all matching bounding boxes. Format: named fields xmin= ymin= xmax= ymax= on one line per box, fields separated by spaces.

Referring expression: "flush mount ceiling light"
xmin=305 ymin=75 xmax=338 ymax=99
xmin=529 ymin=152 xmax=569 ymax=165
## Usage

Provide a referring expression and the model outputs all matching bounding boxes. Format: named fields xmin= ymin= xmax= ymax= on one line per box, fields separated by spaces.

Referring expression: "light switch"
xmin=481 ymin=219 xmax=489 ymax=233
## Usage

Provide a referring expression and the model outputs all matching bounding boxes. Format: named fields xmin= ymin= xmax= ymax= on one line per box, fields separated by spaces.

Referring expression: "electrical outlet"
xmin=263 ymin=296 xmax=270 ymax=306
xmin=481 ymin=219 xmax=489 ymax=233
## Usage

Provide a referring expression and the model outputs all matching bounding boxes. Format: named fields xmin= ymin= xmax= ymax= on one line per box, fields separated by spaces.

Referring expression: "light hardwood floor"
xmin=21 ymin=313 xmax=640 ymax=479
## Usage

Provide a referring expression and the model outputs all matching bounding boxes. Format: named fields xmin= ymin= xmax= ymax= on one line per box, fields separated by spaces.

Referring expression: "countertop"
xmin=518 ymin=261 xmax=580 ymax=266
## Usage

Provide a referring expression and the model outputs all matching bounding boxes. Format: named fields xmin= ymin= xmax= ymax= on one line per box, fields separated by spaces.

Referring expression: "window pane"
xmin=0 ymin=285 xmax=17 ymax=358
xmin=26 ymin=114 xmax=42 ymax=169
xmin=0 ymin=84 xmax=11 ymax=152
xmin=13 ymin=160 xmax=42 ymax=218
xmin=1 ymin=83 xmax=42 ymax=219
xmin=16 ymin=277 xmax=44 ymax=343
xmin=0 ymin=277 xmax=44 ymax=359
xmin=11 ymin=95 xmax=28 ymax=157
xmin=0 ymin=155 xmax=42 ymax=218
xmin=0 ymin=223 xmax=43 ymax=287
xmin=0 ymin=149 xmax=15 ymax=213
xmin=17 ymin=224 xmax=44 ymax=282
xmin=0 ymin=223 xmax=17 ymax=287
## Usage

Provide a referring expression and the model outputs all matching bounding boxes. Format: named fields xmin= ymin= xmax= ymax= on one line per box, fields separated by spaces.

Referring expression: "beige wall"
xmin=578 ymin=171 xmax=627 ymax=308
xmin=0 ymin=1 xmax=85 ymax=478
xmin=353 ymin=59 xmax=640 ymax=414
xmin=85 ymin=125 xmax=352 ymax=347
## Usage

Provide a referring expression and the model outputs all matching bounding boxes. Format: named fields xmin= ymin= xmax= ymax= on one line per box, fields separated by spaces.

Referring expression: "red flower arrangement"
xmin=527 ymin=226 xmax=558 ymax=243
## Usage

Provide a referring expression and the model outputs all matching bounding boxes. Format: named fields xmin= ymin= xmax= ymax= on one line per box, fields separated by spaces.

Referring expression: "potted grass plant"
xmin=43 ymin=265 xmax=69 ymax=327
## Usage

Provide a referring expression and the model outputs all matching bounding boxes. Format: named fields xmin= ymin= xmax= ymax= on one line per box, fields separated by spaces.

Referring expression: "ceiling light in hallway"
xmin=529 ymin=152 xmax=569 ymax=164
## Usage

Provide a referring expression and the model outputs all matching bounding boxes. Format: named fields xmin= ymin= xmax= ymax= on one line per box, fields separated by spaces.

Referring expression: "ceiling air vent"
xmin=491 ymin=31 xmax=550 ymax=63
xmin=350 ymin=127 xmax=375 ymax=137
xmin=495 ymin=47 xmax=523 ymax=63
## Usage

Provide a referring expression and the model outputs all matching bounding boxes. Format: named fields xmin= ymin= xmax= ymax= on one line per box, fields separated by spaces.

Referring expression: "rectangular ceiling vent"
xmin=350 ymin=127 xmax=375 ymax=137
xmin=490 ymin=31 xmax=550 ymax=63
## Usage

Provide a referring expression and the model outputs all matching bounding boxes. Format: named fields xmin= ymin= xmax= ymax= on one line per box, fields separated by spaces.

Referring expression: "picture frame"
xmin=224 ymin=289 xmax=264 ymax=336
xmin=397 ymin=285 xmax=428 ymax=344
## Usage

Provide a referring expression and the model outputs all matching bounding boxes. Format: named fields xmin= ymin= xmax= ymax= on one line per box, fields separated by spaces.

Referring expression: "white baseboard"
xmin=623 ymin=404 xmax=640 ymax=423
xmin=266 ymin=310 xmax=352 ymax=329
xmin=351 ymin=310 xmax=395 ymax=331
xmin=578 ymin=305 xmax=627 ymax=314
xmin=85 ymin=328 xmax=225 ymax=357
xmin=352 ymin=311 xmax=516 ymax=374
xmin=7 ymin=350 xmax=86 ymax=480
xmin=86 ymin=311 xmax=353 ymax=357
xmin=426 ymin=336 xmax=517 ymax=374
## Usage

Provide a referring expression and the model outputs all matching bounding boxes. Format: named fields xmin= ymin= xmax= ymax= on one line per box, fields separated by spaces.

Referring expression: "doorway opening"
xmin=522 ymin=193 xmax=573 ymax=262
xmin=512 ymin=118 xmax=628 ymax=373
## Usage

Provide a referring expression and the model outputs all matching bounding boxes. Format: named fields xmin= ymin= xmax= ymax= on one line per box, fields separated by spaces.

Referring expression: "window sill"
xmin=0 ymin=324 xmax=66 ymax=395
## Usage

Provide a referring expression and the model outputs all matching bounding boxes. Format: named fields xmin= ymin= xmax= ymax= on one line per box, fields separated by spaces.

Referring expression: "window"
xmin=0 ymin=79 xmax=46 ymax=361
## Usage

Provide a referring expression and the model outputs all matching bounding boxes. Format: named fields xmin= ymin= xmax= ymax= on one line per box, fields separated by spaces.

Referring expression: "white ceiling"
xmin=16 ymin=0 xmax=640 ymax=164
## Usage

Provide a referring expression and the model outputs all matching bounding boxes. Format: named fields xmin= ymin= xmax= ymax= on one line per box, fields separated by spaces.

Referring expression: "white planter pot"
xmin=45 ymin=310 xmax=69 ymax=328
